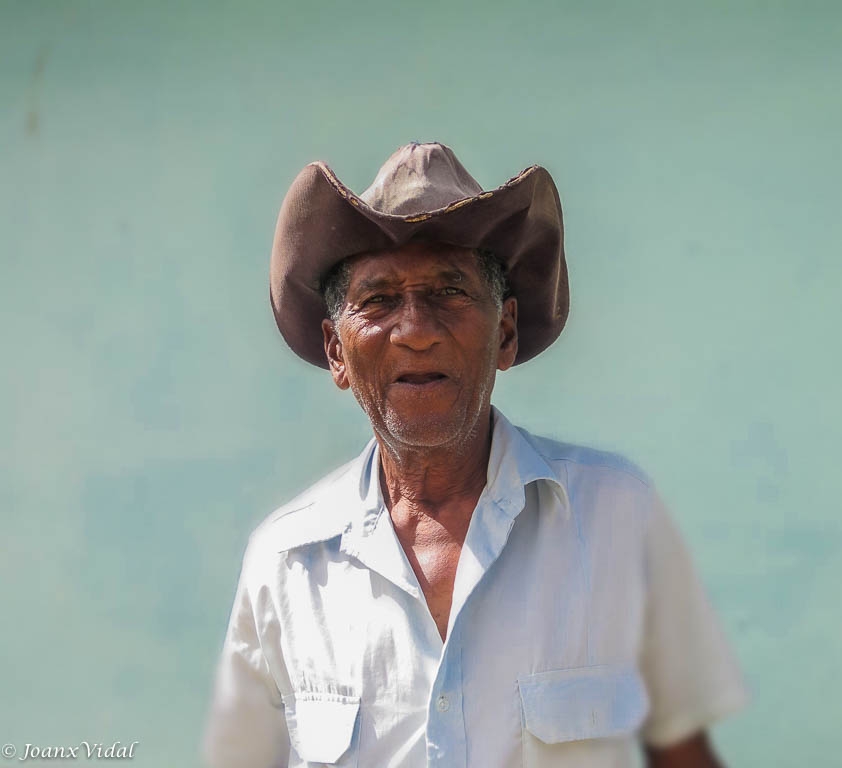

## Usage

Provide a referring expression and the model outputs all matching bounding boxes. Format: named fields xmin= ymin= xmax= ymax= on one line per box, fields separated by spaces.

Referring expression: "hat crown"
xmin=360 ymin=142 xmax=483 ymax=216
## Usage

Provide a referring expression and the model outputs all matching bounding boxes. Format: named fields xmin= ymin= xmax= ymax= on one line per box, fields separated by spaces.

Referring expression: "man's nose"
xmin=389 ymin=295 xmax=444 ymax=351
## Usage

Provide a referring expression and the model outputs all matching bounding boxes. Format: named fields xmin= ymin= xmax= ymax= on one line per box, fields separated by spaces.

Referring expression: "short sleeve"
xmin=639 ymin=489 xmax=749 ymax=748
xmin=202 ymin=546 xmax=290 ymax=768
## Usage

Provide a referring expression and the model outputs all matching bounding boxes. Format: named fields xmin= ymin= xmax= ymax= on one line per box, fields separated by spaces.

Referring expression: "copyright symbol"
xmin=1 ymin=744 xmax=15 ymax=758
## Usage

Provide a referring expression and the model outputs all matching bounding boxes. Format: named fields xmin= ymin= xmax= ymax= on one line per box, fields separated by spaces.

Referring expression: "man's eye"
xmin=363 ymin=295 xmax=388 ymax=306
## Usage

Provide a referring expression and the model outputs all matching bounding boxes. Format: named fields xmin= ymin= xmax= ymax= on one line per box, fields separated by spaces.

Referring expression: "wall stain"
xmin=26 ymin=46 xmax=50 ymax=137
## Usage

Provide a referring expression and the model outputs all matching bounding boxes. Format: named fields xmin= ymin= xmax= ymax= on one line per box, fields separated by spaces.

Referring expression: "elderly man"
xmin=204 ymin=143 xmax=747 ymax=768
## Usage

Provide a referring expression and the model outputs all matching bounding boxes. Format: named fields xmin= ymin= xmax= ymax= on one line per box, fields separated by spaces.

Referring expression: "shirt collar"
xmin=349 ymin=405 xmax=570 ymax=539
xmin=484 ymin=406 xmax=570 ymax=521
xmin=271 ymin=407 xmax=570 ymax=554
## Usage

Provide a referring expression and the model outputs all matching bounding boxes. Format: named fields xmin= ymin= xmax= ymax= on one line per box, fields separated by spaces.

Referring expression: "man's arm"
xmin=203 ymin=549 xmax=290 ymax=768
xmin=638 ymin=490 xmax=748 ymax=759
xmin=644 ymin=731 xmax=724 ymax=768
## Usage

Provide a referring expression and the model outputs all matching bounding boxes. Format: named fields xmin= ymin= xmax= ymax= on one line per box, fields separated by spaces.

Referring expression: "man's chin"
xmin=379 ymin=408 xmax=478 ymax=450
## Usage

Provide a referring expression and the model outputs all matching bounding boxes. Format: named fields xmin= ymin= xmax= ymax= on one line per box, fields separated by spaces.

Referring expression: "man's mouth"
xmin=394 ymin=372 xmax=448 ymax=385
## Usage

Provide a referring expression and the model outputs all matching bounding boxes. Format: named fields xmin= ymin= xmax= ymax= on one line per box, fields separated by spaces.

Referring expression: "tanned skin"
xmin=323 ymin=243 xmax=515 ymax=640
xmin=645 ymin=732 xmax=725 ymax=767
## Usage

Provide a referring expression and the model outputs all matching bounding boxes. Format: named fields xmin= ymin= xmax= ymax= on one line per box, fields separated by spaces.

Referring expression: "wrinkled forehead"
xmin=342 ymin=241 xmax=481 ymax=289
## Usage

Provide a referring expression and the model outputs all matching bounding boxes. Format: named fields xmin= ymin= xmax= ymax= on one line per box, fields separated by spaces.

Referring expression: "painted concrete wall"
xmin=2 ymin=1 xmax=840 ymax=765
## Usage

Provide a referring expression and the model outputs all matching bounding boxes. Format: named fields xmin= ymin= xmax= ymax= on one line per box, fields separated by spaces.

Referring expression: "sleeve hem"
xmin=642 ymin=685 xmax=750 ymax=748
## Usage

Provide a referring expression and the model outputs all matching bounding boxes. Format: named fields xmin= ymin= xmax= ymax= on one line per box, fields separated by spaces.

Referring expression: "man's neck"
xmin=376 ymin=410 xmax=493 ymax=524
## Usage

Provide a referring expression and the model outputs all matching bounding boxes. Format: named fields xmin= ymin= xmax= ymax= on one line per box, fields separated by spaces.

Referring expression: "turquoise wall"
xmin=2 ymin=1 xmax=840 ymax=765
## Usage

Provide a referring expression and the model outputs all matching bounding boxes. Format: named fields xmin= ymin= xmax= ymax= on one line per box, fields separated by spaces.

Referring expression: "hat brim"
xmin=270 ymin=162 xmax=568 ymax=368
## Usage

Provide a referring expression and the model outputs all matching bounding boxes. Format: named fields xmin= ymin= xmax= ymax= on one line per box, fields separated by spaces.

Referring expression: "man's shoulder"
xmin=511 ymin=425 xmax=656 ymax=533
xmin=515 ymin=424 xmax=653 ymax=491
xmin=247 ymin=447 xmax=371 ymax=556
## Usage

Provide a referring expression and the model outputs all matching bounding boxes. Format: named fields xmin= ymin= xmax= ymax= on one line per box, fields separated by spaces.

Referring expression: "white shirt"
xmin=204 ymin=408 xmax=747 ymax=768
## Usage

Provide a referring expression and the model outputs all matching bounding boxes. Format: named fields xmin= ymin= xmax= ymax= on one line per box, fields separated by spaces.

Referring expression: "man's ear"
xmin=497 ymin=296 xmax=518 ymax=372
xmin=322 ymin=318 xmax=350 ymax=390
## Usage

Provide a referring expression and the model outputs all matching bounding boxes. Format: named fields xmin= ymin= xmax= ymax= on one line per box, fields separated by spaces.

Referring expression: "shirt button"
xmin=436 ymin=695 xmax=450 ymax=712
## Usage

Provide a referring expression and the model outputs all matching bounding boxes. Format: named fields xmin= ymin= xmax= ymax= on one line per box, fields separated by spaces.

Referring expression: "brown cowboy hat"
xmin=270 ymin=142 xmax=568 ymax=368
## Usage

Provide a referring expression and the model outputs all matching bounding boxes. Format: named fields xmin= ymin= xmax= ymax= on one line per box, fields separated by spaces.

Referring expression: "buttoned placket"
xmin=424 ymin=483 xmax=529 ymax=768
xmin=339 ymin=464 xmax=523 ymax=768
xmin=341 ymin=493 xmax=452 ymax=764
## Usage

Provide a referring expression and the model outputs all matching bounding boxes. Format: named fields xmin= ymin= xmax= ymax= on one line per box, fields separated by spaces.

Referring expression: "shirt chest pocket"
xmin=282 ymin=692 xmax=360 ymax=768
xmin=518 ymin=665 xmax=649 ymax=768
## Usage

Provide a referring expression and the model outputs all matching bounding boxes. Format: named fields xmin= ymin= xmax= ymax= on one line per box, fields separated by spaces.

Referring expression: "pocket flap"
xmin=518 ymin=665 xmax=649 ymax=744
xmin=283 ymin=692 xmax=360 ymax=763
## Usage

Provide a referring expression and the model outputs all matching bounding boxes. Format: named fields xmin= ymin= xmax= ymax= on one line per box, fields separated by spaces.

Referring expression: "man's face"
xmin=321 ymin=242 xmax=518 ymax=452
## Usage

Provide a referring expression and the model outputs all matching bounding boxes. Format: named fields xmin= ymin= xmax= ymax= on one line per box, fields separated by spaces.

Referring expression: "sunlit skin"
xmin=322 ymin=242 xmax=517 ymax=642
xmin=322 ymin=242 xmax=517 ymax=456
xmin=321 ymin=241 xmax=723 ymax=768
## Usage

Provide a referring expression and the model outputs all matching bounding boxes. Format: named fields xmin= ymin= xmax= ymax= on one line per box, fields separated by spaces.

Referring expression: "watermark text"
xmin=2 ymin=742 xmax=138 ymax=761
